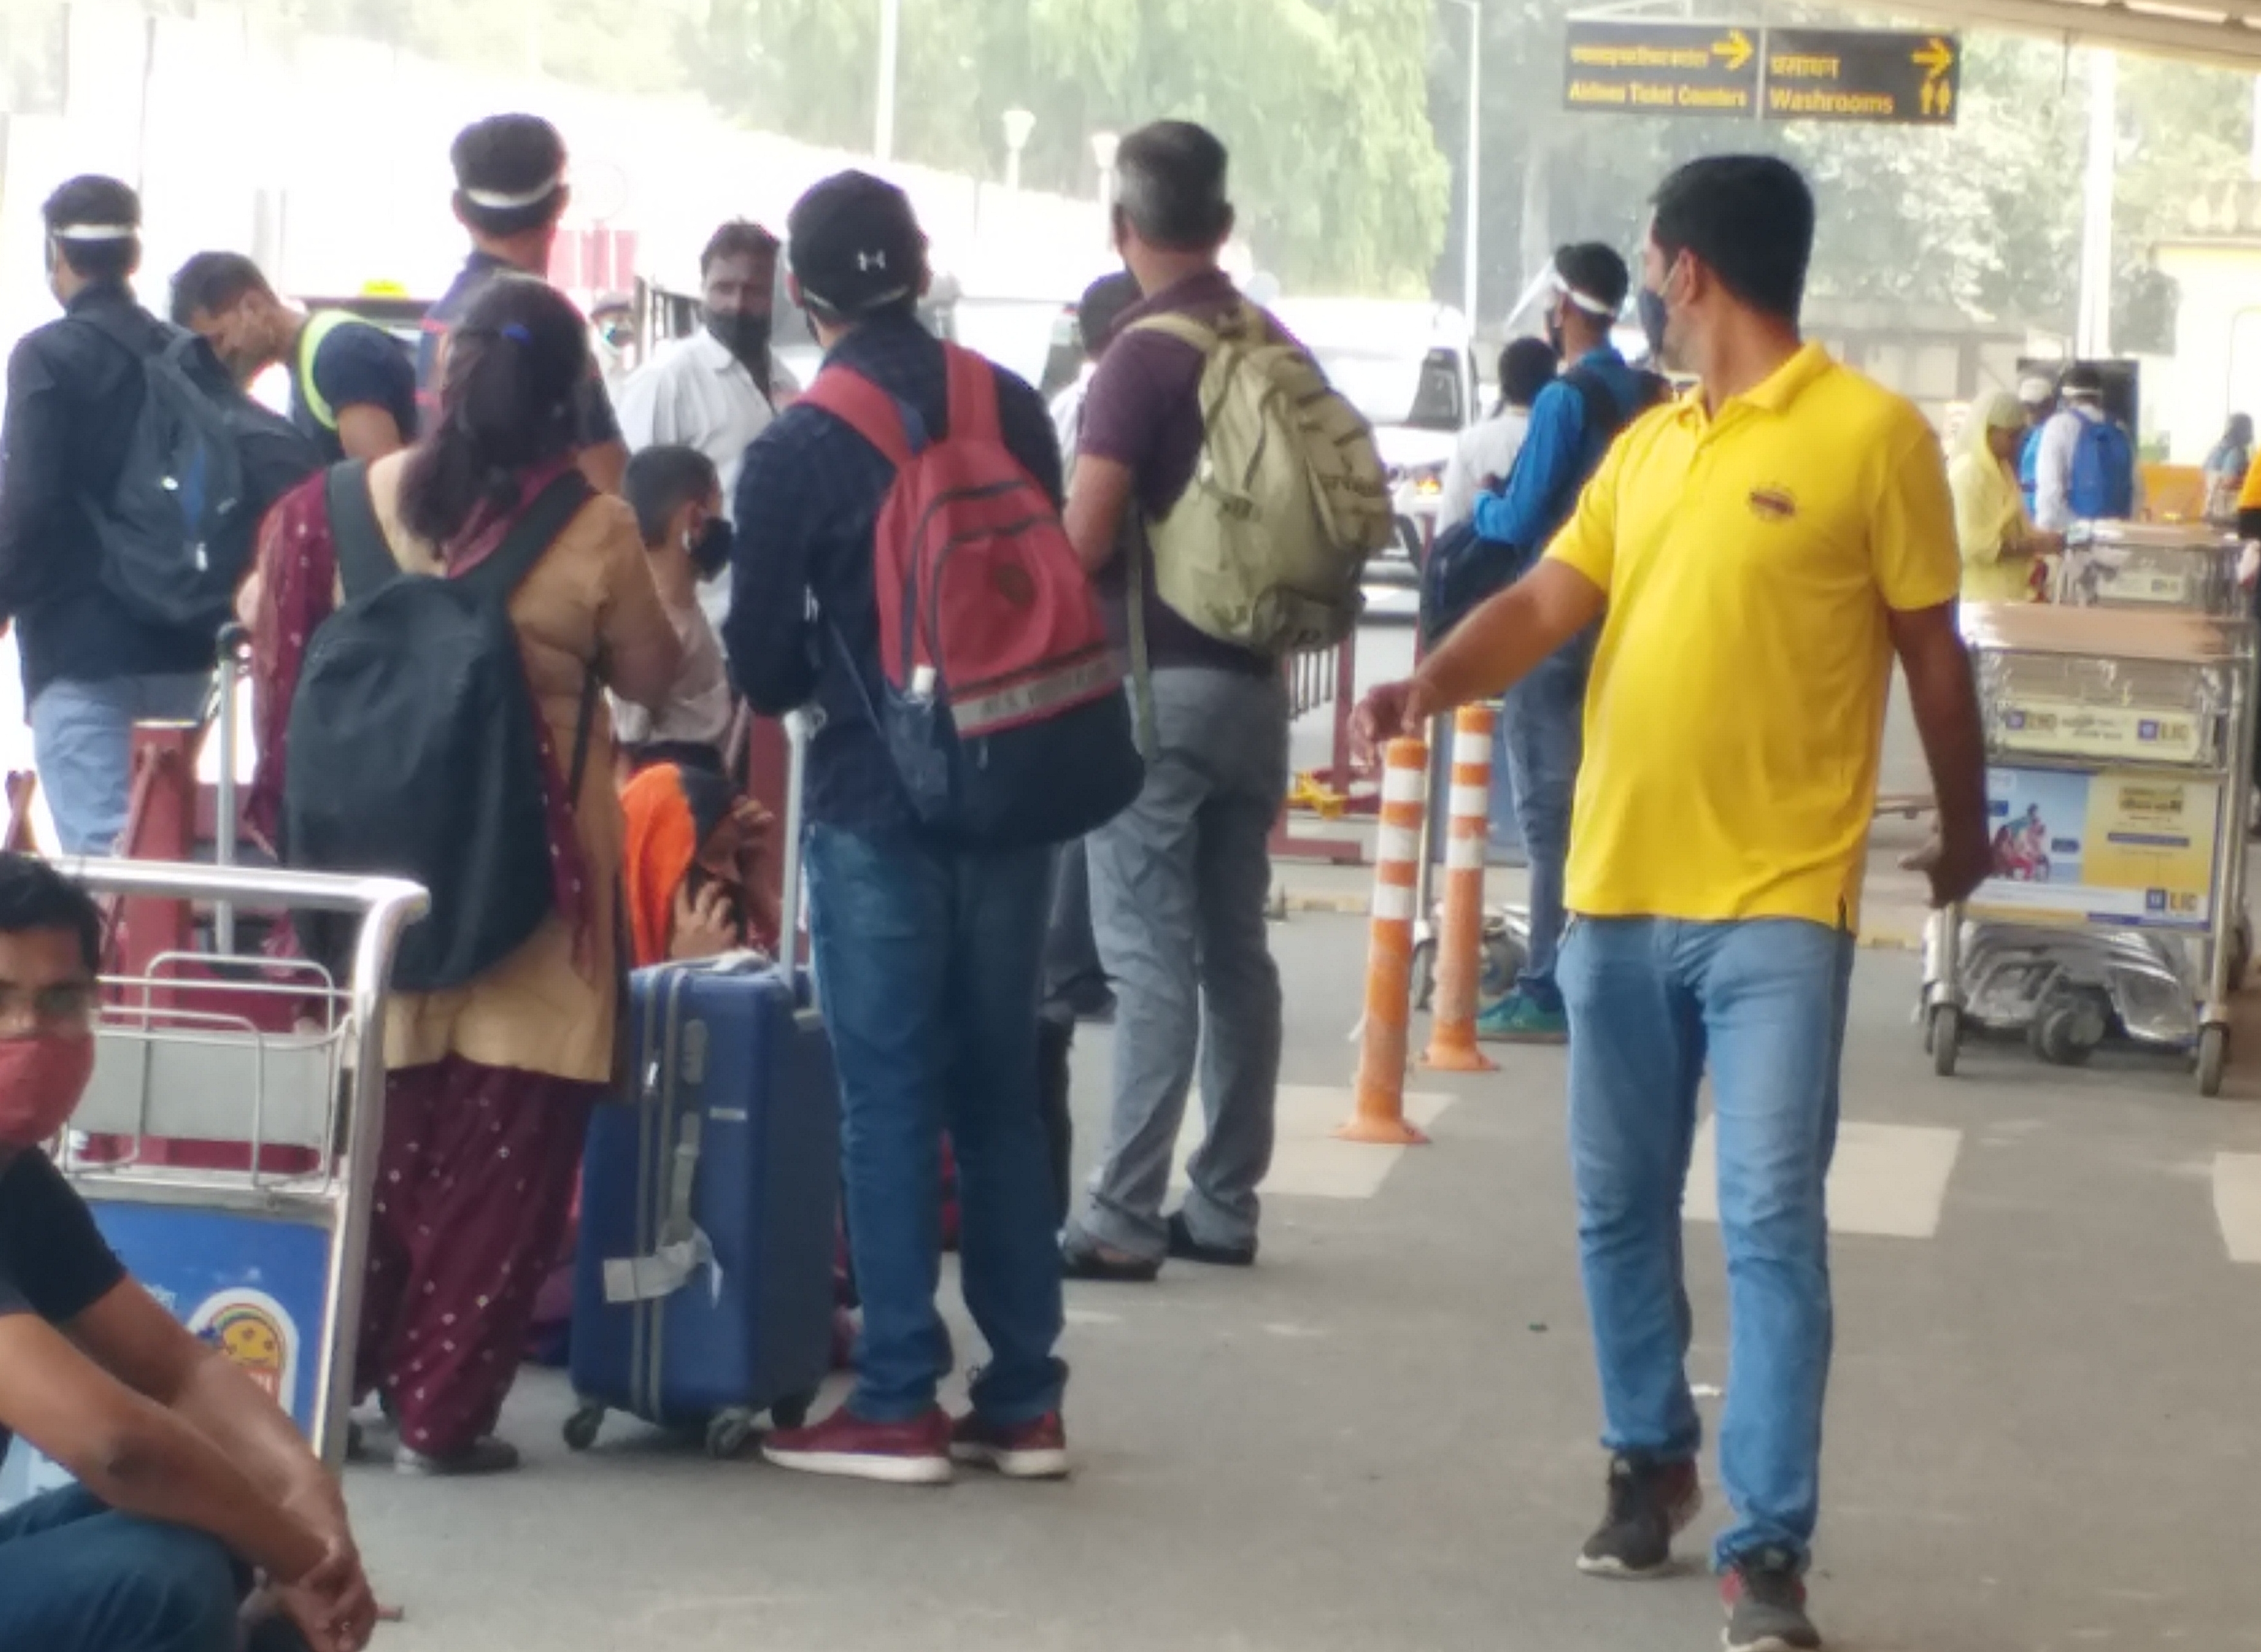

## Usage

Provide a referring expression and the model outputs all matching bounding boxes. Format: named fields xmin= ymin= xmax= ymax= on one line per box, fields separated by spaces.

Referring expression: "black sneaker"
xmin=1721 ymin=1547 xmax=1821 ymax=1651
xmin=1166 ymin=1211 xmax=1256 ymax=1268
xmin=1576 ymin=1453 xmax=1702 ymax=1577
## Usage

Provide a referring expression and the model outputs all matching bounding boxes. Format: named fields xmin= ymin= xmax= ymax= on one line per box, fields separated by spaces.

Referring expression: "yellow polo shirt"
xmin=1544 ymin=342 xmax=1959 ymax=929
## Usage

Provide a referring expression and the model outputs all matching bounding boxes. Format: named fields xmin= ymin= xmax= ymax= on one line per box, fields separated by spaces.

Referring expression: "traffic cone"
xmin=1340 ymin=735 xmax=1433 ymax=1146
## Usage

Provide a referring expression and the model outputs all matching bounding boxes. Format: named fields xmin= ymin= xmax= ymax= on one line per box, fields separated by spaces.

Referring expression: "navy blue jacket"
xmin=724 ymin=313 xmax=1062 ymax=834
xmin=0 ymin=283 xmax=214 ymax=699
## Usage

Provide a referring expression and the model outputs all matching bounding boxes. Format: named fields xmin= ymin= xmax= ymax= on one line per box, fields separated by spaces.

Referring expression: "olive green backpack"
xmin=1125 ymin=305 xmax=1392 ymax=661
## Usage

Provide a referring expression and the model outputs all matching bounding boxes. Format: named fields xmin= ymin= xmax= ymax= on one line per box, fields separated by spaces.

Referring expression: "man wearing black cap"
xmin=420 ymin=113 xmax=628 ymax=494
xmin=0 ymin=176 xmax=217 ymax=855
xmin=726 ymin=171 xmax=1072 ymax=1486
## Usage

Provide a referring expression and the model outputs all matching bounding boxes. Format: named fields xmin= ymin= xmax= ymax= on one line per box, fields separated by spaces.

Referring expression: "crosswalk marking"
xmin=2211 ymin=1153 xmax=2261 ymax=1263
xmin=1684 ymin=1120 xmax=1963 ymax=1239
xmin=1170 ymin=1085 xmax=1454 ymax=1200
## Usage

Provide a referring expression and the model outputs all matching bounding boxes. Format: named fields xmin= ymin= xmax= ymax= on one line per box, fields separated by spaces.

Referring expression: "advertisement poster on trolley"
xmin=1971 ymin=766 xmax=2220 ymax=931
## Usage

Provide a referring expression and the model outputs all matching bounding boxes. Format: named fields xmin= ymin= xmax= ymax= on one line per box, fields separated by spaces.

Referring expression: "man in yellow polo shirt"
xmin=1357 ymin=155 xmax=1990 ymax=1652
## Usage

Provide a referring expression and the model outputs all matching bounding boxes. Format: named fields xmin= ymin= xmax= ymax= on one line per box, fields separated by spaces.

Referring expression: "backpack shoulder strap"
xmin=942 ymin=344 xmax=1003 ymax=445
xmin=1126 ymin=311 xmax=1223 ymax=354
xmin=324 ymin=460 xmax=398 ymax=603
xmin=799 ymin=366 xmax=916 ymax=467
xmin=455 ymin=471 xmax=597 ymax=605
xmin=1560 ymin=369 xmax=1618 ymax=445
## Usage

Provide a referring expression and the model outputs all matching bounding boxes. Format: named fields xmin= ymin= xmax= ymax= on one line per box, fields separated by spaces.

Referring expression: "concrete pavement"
xmin=344 ymin=911 xmax=2261 ymax=1652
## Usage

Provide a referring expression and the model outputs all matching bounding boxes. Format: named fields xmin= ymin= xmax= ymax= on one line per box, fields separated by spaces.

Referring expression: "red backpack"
xmin=800 ymin=344 xmax=1141 ymax=847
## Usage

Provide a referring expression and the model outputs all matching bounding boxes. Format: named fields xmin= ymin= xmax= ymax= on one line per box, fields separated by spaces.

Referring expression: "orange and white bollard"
xmin=1339 ymin=735 xmax=1433 ymax=1146
xmin=1423 ymin=704 xmax=1499 ymax=1073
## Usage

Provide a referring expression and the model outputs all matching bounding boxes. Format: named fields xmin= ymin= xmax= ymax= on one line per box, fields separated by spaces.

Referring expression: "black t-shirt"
xmin=0 ymin=1149 xmax=126 ymax=1459
xmin=416 ymin=250 xmax=620 ymax=450
xmin=293 ymin=317 xmax=419 ymax=464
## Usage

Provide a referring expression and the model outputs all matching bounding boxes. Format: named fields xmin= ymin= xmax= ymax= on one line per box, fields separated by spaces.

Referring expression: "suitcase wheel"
xmin=563 ymin=1405 xmax=605 ymax=1452
xmin=706 ymin=1409 xmax=757 ymax=1460
xmin=769 ymin=1391 xmax=814 ymax=1432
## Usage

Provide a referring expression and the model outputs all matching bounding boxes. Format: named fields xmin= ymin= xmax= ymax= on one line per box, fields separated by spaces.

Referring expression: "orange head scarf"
xmin=621 ymin=763 xmax=733 ymax=967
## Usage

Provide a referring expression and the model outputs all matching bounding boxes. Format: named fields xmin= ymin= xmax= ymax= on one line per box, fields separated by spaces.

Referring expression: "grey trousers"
xmin=1071 ymin=667 xmax=1289 ymax=1259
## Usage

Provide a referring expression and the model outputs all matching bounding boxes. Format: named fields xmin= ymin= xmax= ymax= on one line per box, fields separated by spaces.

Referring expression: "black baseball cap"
xmin=786 ymin=171 xmax=927 ymax=318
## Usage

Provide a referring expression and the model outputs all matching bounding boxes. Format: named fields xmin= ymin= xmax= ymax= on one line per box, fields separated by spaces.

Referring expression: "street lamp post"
xmin=875 ymin=0 xmax=901 ymax=162
xmin=1445 ymin=0 xmax=1482 ymax=326
xmin=1004 ymin=107 xmax=1036 ymax=193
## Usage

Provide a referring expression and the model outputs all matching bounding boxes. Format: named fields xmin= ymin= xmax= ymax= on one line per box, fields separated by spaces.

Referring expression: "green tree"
xmin=695 ymin=0 xmax=1452 ymax=294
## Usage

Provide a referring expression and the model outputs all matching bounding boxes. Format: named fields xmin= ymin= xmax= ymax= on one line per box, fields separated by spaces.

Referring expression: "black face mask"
xmin=1637 ymin=287 xmax=1670 ymax=363
xmin=1544 ymin=311 xmax=1567 ymax=359
xmin=706 ymin=309 xmax=772 ymax=369
xmin=688 ymin=518 xmax=734 ymax=581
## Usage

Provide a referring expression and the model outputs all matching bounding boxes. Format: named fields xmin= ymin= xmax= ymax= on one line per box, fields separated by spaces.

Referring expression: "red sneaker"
xmin=761 ymin=1404 xmax=952 ymax=1485
xmin=949 ymin=1410 xmax=1071 ymax=1480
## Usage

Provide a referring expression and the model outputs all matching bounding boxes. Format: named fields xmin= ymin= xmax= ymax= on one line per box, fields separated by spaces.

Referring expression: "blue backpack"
xmin=2067 ymin=416 xmax=2135 ymax=521
xmin=1419 ymin=366 xmax=1668 ymax=647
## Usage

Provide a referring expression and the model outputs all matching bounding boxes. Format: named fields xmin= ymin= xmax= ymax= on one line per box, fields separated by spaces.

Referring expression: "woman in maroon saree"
xmin=244 ymin=277 xmax=680 ymax=1473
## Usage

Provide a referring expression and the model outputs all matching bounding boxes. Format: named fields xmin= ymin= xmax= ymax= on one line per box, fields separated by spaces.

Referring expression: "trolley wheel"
xmin=770 ymin=1392 xmax=814 ymax=1432
xmin=2030 ymin=991 xmax=2106 ymax=1067
xmin=1928 ymin=1004 xmax=1960 ymax=1078
xmin=1411 ymin=937 xmax=1438 ymax=1013
xmin=706 ymin=1410 xmax=756 ymax=1460
xmin=2198 ymin=1024 xmax=2231 ymax=1098
xmin=562 ymin=1405 xmax=604 ymax=1452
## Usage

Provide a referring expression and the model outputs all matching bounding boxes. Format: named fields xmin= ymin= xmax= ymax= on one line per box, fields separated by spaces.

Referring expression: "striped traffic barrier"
xmin=1423 ymin=704 xmax=1498 ymax=1073
xmin=1339 ymin=735 xmax=1433 ymax=1146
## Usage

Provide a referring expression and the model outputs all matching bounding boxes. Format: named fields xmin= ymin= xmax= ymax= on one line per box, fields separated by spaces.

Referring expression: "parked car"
xmin=1273 ymin=299 xmax=1478 ymax=583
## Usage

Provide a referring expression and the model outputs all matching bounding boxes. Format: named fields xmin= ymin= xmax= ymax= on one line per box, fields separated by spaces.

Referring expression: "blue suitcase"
xmin=563 ymin=956 xmax=839 ymax=1457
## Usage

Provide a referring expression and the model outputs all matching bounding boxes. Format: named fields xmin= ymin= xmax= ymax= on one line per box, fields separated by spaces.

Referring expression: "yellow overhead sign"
xmin=1563 ymin=20 xmax=1961 ymax=125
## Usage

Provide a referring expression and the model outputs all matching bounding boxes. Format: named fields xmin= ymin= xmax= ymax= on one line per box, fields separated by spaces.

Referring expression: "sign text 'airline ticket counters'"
xmin=1563 ymin=21 xmax=1960 ymax=126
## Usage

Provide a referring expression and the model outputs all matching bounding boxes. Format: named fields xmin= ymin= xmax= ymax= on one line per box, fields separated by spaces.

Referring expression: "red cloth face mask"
xmin=0 ymin=1034 xmax=95 ymax=1148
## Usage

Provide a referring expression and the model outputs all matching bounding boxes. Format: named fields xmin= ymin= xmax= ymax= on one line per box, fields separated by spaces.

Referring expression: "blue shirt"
xmin=724 ymin=313 xmax=1062 ymax=835
xmin=1472 ymin=346 xmax=1647 ymax=554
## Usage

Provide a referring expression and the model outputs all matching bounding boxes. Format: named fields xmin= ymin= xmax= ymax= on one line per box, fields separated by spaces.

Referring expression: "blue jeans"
xmin=0 ymin=1486 xmax=240 ymax=1651
xmin=804 ymin=822 xmax=1066 ymax=1424
xmin=28 ymin=672 xmax=211 ymax=855
xmin=1557 ymin=916 xmax=1856 ymax=1571
xmin=1500 ymin=654 xmax=1585 ymax=1009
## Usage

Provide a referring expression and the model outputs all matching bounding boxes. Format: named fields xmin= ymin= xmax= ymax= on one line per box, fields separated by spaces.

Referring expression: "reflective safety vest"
xmin=292 ymin=309 xmax=359 ymax=434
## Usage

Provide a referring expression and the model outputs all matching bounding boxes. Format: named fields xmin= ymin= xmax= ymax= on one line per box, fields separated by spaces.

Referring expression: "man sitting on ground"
xmin=0 ymin=853 xmax=377 ymax=1652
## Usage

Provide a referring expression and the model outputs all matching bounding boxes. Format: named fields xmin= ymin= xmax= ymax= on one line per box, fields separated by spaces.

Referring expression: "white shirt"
xmin=1049 ymin=364 xmax=1095 ymax=464
xmin=614 ymin=329 xmax=802 ymax=516
xmin=610 ymin=592 xmax=736 ymax=752
xmin=1439 ymin=407 xmax=1533 ymax=532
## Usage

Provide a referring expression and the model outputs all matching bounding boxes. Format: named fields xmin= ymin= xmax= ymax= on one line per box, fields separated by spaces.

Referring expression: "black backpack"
xmin=282 ymin=461 xmax=597 ymax=992
xmin=75 ymin=308 xmax=323 ymax=633
xmin=1419 ymin=365 xmax=1673 ymax=647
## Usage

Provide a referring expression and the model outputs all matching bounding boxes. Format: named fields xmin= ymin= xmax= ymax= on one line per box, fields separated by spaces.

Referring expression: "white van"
xmin=1269 ymin=298 xmax=1479 ymax=579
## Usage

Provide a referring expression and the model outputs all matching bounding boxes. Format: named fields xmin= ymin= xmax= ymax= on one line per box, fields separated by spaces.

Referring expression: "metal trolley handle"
xmin=58 ymin=857 xmax=428 ymax=1464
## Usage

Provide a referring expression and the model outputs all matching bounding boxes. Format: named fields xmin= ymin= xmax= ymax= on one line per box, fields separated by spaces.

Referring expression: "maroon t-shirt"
xmin=1078 ymin=269 xmax=1273 ymax=677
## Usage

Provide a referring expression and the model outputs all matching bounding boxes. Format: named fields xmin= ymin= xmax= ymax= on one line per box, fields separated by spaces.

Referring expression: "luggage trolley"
xmin=2053 ymin=521 xmax=2246 ymax=616
xmin=1923 ymin=603 xmax=2258 ymax=1094
xmin=23 ymin=862 xmax=426 ymax=1489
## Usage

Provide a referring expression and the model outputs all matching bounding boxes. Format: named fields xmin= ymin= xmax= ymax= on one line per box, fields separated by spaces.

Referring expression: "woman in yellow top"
xmin=1951 ymin=391 xmax=2060 ymax=603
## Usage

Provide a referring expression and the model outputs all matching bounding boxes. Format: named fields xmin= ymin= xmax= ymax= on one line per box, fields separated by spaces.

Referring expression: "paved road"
xmin=344 ymin=923 xmax=2261 ymax=1651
